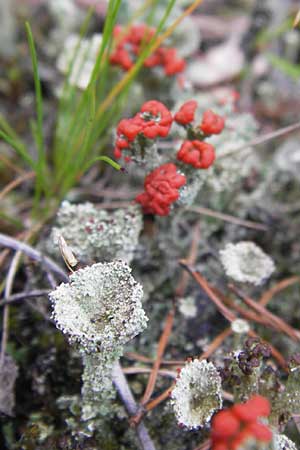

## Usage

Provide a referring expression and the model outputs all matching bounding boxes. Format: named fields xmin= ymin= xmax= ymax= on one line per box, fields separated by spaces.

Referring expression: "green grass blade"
xmin=25 ymin=22 xmax=45 ymax=159
xmin=25 ymin=22 xmax=47 ymax=207
xmin=81 ymin=155 xmax=122 ymax=174
xmin=267 ymin=53 xmax=300 ymax=80
xmin=0 ymin=129 xmax=35 ymax=168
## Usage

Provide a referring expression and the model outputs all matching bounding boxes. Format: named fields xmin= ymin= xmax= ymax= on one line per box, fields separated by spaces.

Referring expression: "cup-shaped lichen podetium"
xmin=171 ymin=359 xmax=222 ymax=429
xmin=49 ymin=261 xmax=147 ymax=420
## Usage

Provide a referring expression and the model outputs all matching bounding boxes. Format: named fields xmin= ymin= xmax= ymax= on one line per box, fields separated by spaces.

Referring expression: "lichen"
xmin=273 ymin=433 xmax=297 ymax=450
xmin=50 ymin=202 xmax=143 ymax=264
xmin=170 ymin=359 xmax=222 ymax=429
xmin=219 ymin=241 xmax=275 ymax=285
xmin=49 ymin=261 xmax=148 ymax=425
xmin=49 ymin=261 xmax=147 ymax=353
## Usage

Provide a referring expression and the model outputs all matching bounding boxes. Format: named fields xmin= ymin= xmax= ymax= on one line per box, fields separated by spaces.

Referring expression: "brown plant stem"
xmin=220 ymin=120 xmax=300 ymax=159
xmin=141 ymin=308 xmax=175 ymax=406
xmin=0 ymin=171 xmax=35 ymax=201
xmin=259 ymin=276 xmax=300 ymax=307
xmin=187 ymin=206 xmax=268 ymax=231
xmin=229 ymin=284 xmax=300 ymax=342
xmin=123 ymin=367 xmax=176 ymax=379
xmin=179 ymin=261 xmax=236 ymax=322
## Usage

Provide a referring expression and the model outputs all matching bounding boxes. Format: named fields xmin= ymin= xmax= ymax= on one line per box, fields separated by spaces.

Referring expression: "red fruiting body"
xmin=212 ymin=443 xmax=229 ymax=450
xmin=244 ymin=422 xmax=273 ymax=442
xmin=211 ymin=410 xmax=240 ymax=440
xmin=135 ymin=163 xmax=186 ymax=216
xmin=163 ymin=48 xmax=186 ymax=75
xmin=200 ymin=110 xmax=225 ymax=135
xmin=230 ymin=429 xmax=253 ymax=450
xmin=140 ymin=100 xmax=173 ymax=138
xmin=177 ymin=140 xmax=215 ymax=169
xmin=211 ymin=396 xmax=272 ymax=450
xmin=174 ymin=100 xmax=198 ymax=125
xmin=110 ymin=24 xmax=185 ymax=76
xmin=247 ymin=395 xmax=271 ymax=418
xmin=117 ymin=118 xmax=142 ymax=142
xmin=232 ymin=395 xmax=270 ymax=423
xmin=109 ymin=47 xmax=133 ymax=70
xmin=114 ymin=101 xmax=173 ymax=159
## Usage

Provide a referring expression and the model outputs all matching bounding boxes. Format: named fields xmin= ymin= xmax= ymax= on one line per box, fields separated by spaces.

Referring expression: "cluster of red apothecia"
xmin=211 ymin=395 xmax=273 ymax=450
xmin=109 ymin=23 xmax=185 ymax=75
xmin=113 ymin=100 xmax=225 ymax=216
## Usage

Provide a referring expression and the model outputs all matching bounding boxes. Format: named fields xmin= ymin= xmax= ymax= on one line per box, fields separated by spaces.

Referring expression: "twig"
xmin=220 ymin=120 xmax=300 ymax=159
xmin=175 ymin=222 xmax=201 ymax=297
xmin=132 ymin=308 xmax=175 ymax=425
xmin=0 ymin=289 xmax=49 ymax=307
xmin=111 ymin=362 xmax=156 ymax=450
xmin=144 ymin=385 xmax=174 ymax=413
xmin=0 ymin=171 xmax=35 ymax=201
xmin=0 ymin=252 xmax=21 ymax=366
xmin=141 ymin=308 xmax=175 ymax=406
xmin=259 ymin=276 xmax=300 ymax=307
xmin=229 ymin=284 xmax=300 ymax=342
xmin=0 ymin=154 xmax=24 ymax=174
xmin=0 ymin=233 xmax=68 ymax=281
xmin=199 ymin=327 xmax=232 ymax=361
xmin=123 ymin=367 xmax=176 ymax=379
xmin=180 ymin=264 xmax=286 ymax=368
xmin=124 ymin=352 xmax=185 ymax=366
xmin=187 ymin=206 xmax=268 ymax=231
xmin=180 ymin=261 xmax=236 ymax=322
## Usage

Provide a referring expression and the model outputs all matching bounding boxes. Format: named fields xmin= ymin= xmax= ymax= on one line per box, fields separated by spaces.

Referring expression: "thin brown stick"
xmin=220 ymin=120 xmax=300 ymax=159
xmin=124 ymin=352 xmax=185 ymax=366
xmin=141 ymin=308 xmax=175 ymax=406
xmin=187 ymin=206 xmax=268 ymax=231
xmin=180 ymin=261 xmax=236 ymax=322
xmin=0 ymin=171 xmax=35 ymax=201
xmin=259 ymin=276 xmax=300 ymax=307
xmin=175 ymin=222 xmax=201 ymax=298
xmin=199 ymin=327 xmax=232 ymax=361
xmin=145 ymin=385 xmax=174 ymax=413
xmin=0 ymin=154 xmax=24 ymax=174
xmin=229 ymin=284 xmax=300 ymax=342
xmin=123 ymin=367 xmax=176 ymax=379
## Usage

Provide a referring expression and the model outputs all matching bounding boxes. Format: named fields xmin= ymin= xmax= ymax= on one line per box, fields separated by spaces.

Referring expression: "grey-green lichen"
xmin=273 ymin=433 xmax=297 ymax=450
xmin=219 ymin=241 xmax=275 ymax=286
xmin=170 ymin=359 xmax=222 ymax=429
xmin=50 ymin=201 xmax=143 ymax=264
xmin=49 ymin=261 xmax=148 ymax=424
xmin=49 ymin=261 xmax=147 ymax=354
xmin=81 ymin=351 xmax=122 ymax=422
